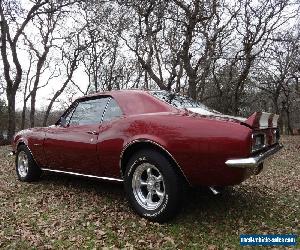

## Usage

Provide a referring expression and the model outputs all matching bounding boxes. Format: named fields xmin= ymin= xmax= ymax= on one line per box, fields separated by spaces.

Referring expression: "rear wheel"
xmin=124 ymin=149 xmax=184 ymax=222
xmin=16 ymin=145 xmax=41 ymax=182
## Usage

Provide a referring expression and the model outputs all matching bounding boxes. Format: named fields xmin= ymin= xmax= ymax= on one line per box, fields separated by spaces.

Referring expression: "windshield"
xmin=150 ymin=90 xmax=219 ymax=114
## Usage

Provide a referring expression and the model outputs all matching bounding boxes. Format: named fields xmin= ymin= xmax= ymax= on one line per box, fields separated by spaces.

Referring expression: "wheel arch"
xmin=16 ymin=140 xmax=26 ymax=148
xmin=15 ymin=139 xmax=30 ymax=153
xmin=15 ymin=139 xmax=39 ymax=167
xmin=119 ymin=139 xmax=190 ymax=186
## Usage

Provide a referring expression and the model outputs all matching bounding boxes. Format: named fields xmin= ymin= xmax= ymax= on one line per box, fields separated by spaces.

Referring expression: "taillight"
xmin=251 ymin=133 xmax=266 ymax=152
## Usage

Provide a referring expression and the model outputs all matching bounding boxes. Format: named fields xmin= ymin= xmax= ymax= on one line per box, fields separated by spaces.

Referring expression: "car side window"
xmin=69 ymin=98 xmax=109 ymax=126
xmin=64 ymin=103 xmax=77 ymax=125
xmin=102 ymin=98 xmax=123 ymax=123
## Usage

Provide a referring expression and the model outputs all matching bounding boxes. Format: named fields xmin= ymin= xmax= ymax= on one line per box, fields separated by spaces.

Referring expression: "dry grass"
xmin=0 ymin=136 xmax=299 ymax=249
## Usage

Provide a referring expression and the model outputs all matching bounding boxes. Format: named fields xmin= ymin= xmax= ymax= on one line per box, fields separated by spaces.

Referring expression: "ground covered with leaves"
xmin=0 ymin=137 xmax=299 ymax=249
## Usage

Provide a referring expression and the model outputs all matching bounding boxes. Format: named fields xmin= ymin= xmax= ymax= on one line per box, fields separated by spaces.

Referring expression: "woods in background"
xmin=0 ymin=0 xmax=299 ymax=141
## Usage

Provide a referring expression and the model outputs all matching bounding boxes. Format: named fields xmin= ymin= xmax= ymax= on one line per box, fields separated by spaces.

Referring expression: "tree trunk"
xmin=43 ymin=83 xmax=69 ymax=126
xmin=43 ymin=95 xmax=58 ymax=127
xmin=21 ymin=93 xmax=31 ymax=129
xmin=30 ymin=91 xmax=37 ymax=127
xmin=286 ymin=108 xmax=293 ymax=135
xmin=6 ymin=91 xmax=16 ymax=140
xmin=21 ymin=104 xmax=26 ymax=130
xmin=188 ymin=77 xmax=197 ymax=100
xmin=272 ymin=97 xmax=279 ymax=114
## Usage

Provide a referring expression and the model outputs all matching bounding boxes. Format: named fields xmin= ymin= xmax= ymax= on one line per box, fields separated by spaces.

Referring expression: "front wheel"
xmin=124 ymin=149 xmax=184 ymax=222
xmin=16 ymin=145 xmax=41 ymax=182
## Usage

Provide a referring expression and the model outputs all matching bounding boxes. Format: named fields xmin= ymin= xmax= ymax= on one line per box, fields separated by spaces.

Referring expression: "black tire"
xmin=124 ymin=149 xmax=184 ymax=222
xmin=16 ymin=145 xmax=42 ymax=182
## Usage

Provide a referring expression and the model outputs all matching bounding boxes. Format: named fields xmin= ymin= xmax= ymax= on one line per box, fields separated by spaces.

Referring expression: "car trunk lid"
xmin=186 ymin=107 xmax=246 ymax=124
xmin=186 ymin=108 xmax=279 ymax=129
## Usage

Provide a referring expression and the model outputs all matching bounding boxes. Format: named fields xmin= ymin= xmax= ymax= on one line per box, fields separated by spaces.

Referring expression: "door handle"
xmin=86 ymin=131 xmax=99 ymax=135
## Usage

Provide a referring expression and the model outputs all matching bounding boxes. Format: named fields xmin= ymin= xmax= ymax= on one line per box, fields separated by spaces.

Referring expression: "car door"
xmin=95 ymin=98 xmax=125 ymax=177
xmin=44 ymin=96 xmax=110 ymax=174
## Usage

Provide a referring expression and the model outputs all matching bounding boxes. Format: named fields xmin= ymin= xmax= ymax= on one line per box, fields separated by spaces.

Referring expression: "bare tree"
xmin=120 ymin=0 xmax=182 ymax=91
xmin=204 ymin=0 xmax=293 ymax=115
xmin=20 ymin=53 xmax=34 ymax=129
xmin=229 ymin=0 xmax=292 ymax=114
xmin=0 ymin=0 xmax=50 ymax=139
xmin=24 ymin=6 xmax=63 ymax=127
xmin=80 ymin=1 xmax=135 ymax=93
xmin=172 ymin=0 xmax=218 ymax=99
xmin=0 ymin=0 xmax=78 ymax=138
xmin=42 ymin=30 xmax=87 ymax=126
xmin=1 ymin=0 xmax=299 ymax=136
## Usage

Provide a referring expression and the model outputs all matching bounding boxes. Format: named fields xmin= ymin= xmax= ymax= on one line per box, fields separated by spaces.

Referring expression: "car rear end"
xmin=225 ymin=112 xmax=283 ymax=174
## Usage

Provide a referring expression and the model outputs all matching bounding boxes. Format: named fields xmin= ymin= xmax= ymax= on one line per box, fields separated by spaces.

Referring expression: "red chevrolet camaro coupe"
xmin=11 ymin=90 xmax=282 ymax=221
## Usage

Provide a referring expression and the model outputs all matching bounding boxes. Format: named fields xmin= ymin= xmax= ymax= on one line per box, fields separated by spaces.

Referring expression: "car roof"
xmin=76 ymin=90 xmax=177 ymax=115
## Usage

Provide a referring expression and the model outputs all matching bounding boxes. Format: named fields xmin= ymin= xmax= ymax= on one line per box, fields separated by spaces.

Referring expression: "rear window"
xmin=150 ymin=90 xmax=217 ymax=112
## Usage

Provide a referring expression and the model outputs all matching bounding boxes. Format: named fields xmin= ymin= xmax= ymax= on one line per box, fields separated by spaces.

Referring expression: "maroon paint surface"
xmin=12 ymin=90 xmax=278 ymax=186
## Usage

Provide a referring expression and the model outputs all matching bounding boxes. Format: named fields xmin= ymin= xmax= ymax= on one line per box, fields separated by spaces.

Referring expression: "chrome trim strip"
xmin=40 ymin=168 xmax=123 ymax=182
xmin=226 ymin=144 xmax=283 ymax=168
xmin=119 ymin=139 xmax=190 ymax=185
xmin=100 ymin=97 xmax=112 ymax=123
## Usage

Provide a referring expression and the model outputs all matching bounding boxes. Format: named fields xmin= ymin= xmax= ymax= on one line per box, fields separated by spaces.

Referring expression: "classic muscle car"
xmin=12 ymin=90 xmax=283 ymax=221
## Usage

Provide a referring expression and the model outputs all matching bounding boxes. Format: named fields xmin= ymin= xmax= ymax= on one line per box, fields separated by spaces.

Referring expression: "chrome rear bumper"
xmin=225 ymin=144 xmax=283 ymax=168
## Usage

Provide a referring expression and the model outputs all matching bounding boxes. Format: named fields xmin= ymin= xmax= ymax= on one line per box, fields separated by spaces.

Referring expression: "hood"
xmin=15 ymin=127 xmax=48 ymax=136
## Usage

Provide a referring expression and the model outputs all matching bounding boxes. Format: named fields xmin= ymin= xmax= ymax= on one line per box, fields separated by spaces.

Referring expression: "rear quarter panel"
xmin=99 ymin=112 xmax=252 ymax=186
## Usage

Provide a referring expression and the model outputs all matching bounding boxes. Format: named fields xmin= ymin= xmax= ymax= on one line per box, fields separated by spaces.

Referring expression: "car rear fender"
xmin=119 ymin=138 xmax=190 ymax=186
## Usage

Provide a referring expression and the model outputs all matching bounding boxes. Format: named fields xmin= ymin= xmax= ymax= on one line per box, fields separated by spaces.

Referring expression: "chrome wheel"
xmin=17 ymin=151 xmax=29 ymax=178
xmin=132 ymin=163 xmax=165 ymax=210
